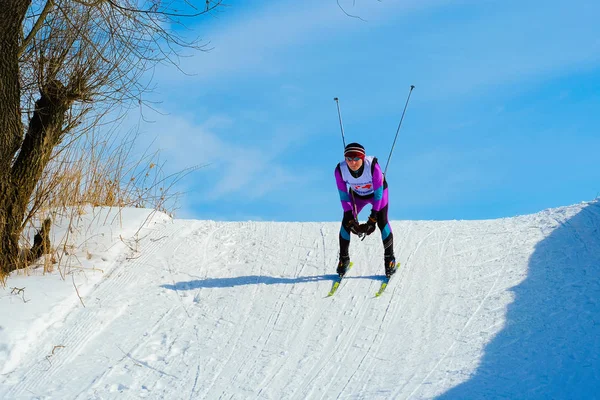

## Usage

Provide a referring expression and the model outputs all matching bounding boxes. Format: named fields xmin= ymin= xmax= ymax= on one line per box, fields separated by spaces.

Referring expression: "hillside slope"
xmin=1 ymin=201 xmax=599 ymax=399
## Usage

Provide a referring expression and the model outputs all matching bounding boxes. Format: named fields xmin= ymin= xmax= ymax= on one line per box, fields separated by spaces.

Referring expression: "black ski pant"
xmin=339 ymin=205 xmax=394 ymax=260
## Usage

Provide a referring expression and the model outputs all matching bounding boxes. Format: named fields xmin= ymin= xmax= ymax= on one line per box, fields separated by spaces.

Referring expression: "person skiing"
xmin=334 ymin=142 xmax=396 ymax=278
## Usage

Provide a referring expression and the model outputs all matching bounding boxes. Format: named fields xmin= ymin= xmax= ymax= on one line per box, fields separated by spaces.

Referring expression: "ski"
xmin=375 ymin=262 xmax=401 ymax=297
xmin=327 ymin=262 xmax=353 ymax=297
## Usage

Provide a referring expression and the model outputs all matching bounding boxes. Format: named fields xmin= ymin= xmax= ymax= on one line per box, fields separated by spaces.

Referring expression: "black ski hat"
xmin=344 ymin=142 xmax=365 ymax=159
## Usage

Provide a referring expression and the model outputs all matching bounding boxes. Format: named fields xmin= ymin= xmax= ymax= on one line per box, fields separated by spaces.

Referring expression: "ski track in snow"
xmin=4 ymin=219 xmax=186 ymax=399
xmin=1 ymin=202 xmax=599 ymax=399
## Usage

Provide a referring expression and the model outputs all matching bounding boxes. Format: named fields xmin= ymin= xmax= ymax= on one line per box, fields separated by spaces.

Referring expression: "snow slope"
xmin=1 ymin=201 xmax=599 ymax=399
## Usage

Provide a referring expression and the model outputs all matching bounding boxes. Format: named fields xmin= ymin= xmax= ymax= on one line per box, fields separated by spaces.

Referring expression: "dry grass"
xmin=14 ymin=127 xmax=198 ymax=281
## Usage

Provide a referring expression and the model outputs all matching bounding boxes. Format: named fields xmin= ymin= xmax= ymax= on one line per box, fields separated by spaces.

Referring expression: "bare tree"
xmin=0 ymin=1 xmax=223 ymax=278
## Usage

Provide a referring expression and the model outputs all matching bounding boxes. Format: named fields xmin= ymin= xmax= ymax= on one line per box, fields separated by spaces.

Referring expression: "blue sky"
xmin=129 ymin=0 xmax=600 ymax=222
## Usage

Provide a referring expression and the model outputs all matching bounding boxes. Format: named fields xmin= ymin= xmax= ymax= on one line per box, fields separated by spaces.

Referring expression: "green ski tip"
xmin=374 ymin=262 xmax=400 ymax=297
xmin=375 ymin=283 xmax=387 ymax=297
xmin=327 ymin=262 xmax=353 ymax=297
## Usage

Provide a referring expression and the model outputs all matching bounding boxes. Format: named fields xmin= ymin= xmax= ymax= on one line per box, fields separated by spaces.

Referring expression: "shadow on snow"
xmin=161 ymin=274 xmax=386 ymax=291
xmin=438 ymin=200 xmax=600 ymax=399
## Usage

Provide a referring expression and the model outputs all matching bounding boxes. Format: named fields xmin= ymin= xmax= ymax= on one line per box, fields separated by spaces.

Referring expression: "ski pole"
xmin=333 ymin=97 xmax=347 ymax=148
xmin=383 ymin=85 xmax=415 ymax=177
xmin=334 ymin=97 xmax=363 ymax=237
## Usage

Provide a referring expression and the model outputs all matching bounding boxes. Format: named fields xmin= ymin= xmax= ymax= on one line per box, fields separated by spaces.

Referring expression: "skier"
xmin=334 ymin=142 xmax=396 ymax=278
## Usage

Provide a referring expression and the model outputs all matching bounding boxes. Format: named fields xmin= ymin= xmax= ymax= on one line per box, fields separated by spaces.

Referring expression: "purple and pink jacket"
xmin=334 ymin=156 xmax=387 ymax=213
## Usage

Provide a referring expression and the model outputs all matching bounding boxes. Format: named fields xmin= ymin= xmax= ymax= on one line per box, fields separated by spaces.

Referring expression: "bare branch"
xmin=20 ymin=0 xmax=55 ymax=57
xmin=72 ymin=274 xmax=85 ymax=307
xmin=336 ymin=0 xmax=367 ymax=22
xmin=103 ymin=0 xmax=223 ymax=18
xmin=10 ymin=287 xmax=29 ymax=302
xmin=46 ymin=344 xmax=65 ymax=365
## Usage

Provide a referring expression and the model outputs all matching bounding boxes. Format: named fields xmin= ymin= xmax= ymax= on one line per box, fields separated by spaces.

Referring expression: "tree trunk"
xmin=1 ymin=79 xmax=73 ymax=274
xmin=0 ymin=3 xmax=30 ymax=275
xmin=1 ymin=4 xmax=73 ymax=276
xmin=29 ymin=218 xmax=52 ymax=263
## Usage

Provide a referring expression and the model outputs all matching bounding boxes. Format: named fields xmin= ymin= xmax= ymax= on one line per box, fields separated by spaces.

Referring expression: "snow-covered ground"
xmin=1 ymin=201 xmax=599 ymax=399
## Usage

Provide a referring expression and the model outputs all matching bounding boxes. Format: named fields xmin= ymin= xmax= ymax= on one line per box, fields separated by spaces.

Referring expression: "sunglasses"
xmin=346 ymin=157 xmax=362 ymax=161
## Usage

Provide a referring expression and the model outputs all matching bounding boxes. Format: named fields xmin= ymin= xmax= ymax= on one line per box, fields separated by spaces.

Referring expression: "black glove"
xmin=346 ymin=218 xmax=361 ymax=235
xmin=359 ymin=210 xmax=378 ymax=236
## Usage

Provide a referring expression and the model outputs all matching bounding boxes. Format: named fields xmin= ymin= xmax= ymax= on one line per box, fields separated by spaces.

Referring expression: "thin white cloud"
xmin=155 ymin=0 xmax=452 ymax=83
xmin=131 ymin=109 xmax=307 ymax=203
xmin=153 ymin=0 xmax=600 ymax=100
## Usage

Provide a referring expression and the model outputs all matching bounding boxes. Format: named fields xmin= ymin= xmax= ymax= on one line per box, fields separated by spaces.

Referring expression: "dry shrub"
xmin=18 ymin=126 xmax=199 ymax=279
